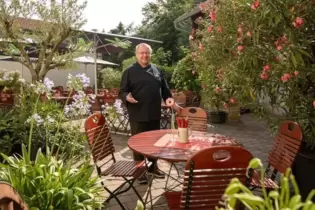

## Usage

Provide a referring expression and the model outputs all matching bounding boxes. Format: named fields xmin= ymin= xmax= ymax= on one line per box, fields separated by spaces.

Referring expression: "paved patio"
xmin=101 ymin=114 xmax=273 ymax=210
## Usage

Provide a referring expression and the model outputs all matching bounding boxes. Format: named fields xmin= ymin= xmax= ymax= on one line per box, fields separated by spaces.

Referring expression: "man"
xmin=119 ymin=43 xmax=180 ymax=184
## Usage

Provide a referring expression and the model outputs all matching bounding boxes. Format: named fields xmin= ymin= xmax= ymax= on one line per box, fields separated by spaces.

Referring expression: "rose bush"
xmin=194 ymin=0 xmax=315 ymax=144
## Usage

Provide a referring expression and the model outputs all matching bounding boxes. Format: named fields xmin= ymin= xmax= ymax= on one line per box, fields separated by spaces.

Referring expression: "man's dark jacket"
xmin=119 ymin=62 xmax=172 ymax=122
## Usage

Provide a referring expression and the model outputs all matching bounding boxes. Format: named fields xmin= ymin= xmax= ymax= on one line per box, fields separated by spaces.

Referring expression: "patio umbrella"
xmin=73 ymin=56 xmax=119 ymax=92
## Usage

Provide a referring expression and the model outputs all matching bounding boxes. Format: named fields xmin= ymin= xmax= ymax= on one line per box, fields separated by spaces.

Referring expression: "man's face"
xmin=136 ymin=46 xmax=151 ymax=66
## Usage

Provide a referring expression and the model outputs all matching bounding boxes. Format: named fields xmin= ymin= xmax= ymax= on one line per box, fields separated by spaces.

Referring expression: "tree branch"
xmin=39 ymin=26 xmax=72 ymax=74
xmin=48 ymin=61 xmax=67 ymax=70
xmin=2 ymin=18 xmax=33 ymax=72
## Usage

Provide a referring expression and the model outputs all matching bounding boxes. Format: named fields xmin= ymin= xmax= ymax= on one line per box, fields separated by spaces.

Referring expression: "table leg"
xmin=164 ymin=162 xmax=183 ymax=191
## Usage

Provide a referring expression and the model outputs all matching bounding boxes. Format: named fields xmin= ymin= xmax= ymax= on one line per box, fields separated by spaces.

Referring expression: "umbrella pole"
xmin=94 ymin=33 xmax=98 ymax=94
xmin=21 ymin=64 xmax=23 ymax=78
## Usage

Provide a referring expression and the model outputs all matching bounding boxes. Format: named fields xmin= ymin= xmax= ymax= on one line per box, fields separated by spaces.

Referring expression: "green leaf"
xmin=232 ymin=193 xmax=264 ymax=203
xmin=248 ymin=158 xmax=262 ymax=169
xmin=289 ymin=195 xmax=302 ymax=209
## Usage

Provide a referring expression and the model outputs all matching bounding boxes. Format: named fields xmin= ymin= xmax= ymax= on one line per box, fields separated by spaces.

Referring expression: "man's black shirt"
xmin=119 ymin=62 xmax=172 ymax=122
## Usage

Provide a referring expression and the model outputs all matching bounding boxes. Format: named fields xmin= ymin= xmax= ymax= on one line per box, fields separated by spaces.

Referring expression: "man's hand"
xmin=166 ymin=98 xmax=182 ymax=113
xmin=165 ymin=98 xmax=175 ymax=107
xmin=126 ymin=93 xmax=138 ymax=103
xmin=173 ymin=103 xmax=183 ymax=113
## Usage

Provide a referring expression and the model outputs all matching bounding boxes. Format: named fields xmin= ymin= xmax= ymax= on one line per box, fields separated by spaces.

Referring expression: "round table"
xmin=128 ymin=129 xmax=241 ymax=163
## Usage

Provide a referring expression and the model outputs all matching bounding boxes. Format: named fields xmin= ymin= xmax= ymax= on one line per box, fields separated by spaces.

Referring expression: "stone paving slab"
xmin=93 ymin=114 xmax=274 ymax=210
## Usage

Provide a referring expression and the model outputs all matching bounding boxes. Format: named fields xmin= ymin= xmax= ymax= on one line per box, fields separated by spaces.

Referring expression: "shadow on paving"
xmin=101 ymin=114 xmax=273 ymax=210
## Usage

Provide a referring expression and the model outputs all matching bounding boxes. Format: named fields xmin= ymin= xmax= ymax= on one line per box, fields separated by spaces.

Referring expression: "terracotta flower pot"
xmin=209 ymin=111 xmax=227 ymax=124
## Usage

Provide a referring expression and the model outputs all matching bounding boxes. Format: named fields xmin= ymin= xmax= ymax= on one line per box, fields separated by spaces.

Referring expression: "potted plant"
xmin=219 ymin=158 xmax=315 ymax=209
xmin=192 ymin=0 xmax=315 ymax=199
xmin=202 ymin=85 xmax=229 ymax=124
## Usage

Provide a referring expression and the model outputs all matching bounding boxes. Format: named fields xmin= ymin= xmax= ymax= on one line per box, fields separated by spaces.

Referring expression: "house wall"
xmin=0 ymin=61 xmax=97 ymax=88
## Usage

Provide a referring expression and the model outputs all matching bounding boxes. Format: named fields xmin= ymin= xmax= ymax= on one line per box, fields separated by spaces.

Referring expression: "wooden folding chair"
xmin=178 ymin=107 xmax=207 ymax=132
xmin=164 ymin=107 xmax=208 ymax=190
xmin=0 ymin=182 xmax=28 ymax=210
xmin=0 ymin=92 xmax=14 ymax=112
xmin=250 ymin=120 xmax=303 ymax=190
xmin=164 ymin=146 xmax=253 ymax=210
xmin=84 ymin=113 xmax=152 ymax=209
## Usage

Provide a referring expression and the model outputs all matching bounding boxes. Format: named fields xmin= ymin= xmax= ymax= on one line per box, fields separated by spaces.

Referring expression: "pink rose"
xmin=251 ymin=0 xmax=260 ymax=10
xmin=210 ymin=11 xmax=216 ymax=21
xmin=277 ymin=45 xmax=283 ymax=51
xmin=281 ymin=73 xmax=292 ymax=82
xmin=263 ymin=64 xmax=271 ymax=72
xmin=237 ymin=45 xmax=245 ymax=51
xmin=230 ymin=98 xmax=237 ymax=104
xmin=207 ymin=26 xmax=214 ymax=33
xmin=260 ymin=72 xmax=269 ymax=80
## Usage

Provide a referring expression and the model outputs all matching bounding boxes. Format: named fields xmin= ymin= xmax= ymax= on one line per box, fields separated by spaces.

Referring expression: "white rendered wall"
xmin=0 ymin=61 xmax=96 ymax=88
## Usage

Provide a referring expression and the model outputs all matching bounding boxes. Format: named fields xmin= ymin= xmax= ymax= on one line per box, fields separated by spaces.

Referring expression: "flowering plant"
xmin=0 ymin=72 xmax=104 ymax=209
xmin=0 ymin=70 xmax=24 ymax=91
xmin=64 ymin=73 xmax=95 ymax=118
xmin=194 ymin=0 xmax=315 ymax=145
xmin=102 ymin=99 xmax=125 ymax=121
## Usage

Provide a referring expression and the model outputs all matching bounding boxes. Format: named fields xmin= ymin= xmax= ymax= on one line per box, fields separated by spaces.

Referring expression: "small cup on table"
xmin=176 ymin=117 xmax=191 ymax=143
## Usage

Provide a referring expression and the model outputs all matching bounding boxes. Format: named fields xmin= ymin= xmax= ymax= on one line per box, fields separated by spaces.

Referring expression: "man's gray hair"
xmin=135 ymin=43 xmax=153 ymax=54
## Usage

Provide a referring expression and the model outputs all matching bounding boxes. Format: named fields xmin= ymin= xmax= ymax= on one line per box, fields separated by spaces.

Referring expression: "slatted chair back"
xmin=183 ymin=90 xmax=193 ymax=105
xmin=191 ymin=93 xmax=201 ymax=107
xmin=98 ymin=89 xmax=106 ymax=95
xmin=0 ymin=92 xmax=14 ymax=112
xmin=110 ymin=88 xmax=119 ymax=95
xmin=102 ymin=94 xmax=115 ymax=105
xmin=85 ymin=87 xmax=94 ymax=94
xmin=0 ymin=182 xmax=28 ymax=210
xmin=180 ymin=146 xmax=253 ymax=210
xmin=172 ymin=92 xmax=186 ymax=107
xmin=52 ymin=86 xmax=63 ymax=91
xmin=179 ymin=107 xmax=207 ymax=132
xmin=267 ymin=121 xmax=303 ymax=177
xmin=52 ymin=90 xmax=61 ymax=97
xmin=85 ymin=113 xmax=116 ymax=166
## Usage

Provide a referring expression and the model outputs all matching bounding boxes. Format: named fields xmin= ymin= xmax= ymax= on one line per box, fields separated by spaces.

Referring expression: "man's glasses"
xmin=137 ymin=52 xmax=151 ymax=55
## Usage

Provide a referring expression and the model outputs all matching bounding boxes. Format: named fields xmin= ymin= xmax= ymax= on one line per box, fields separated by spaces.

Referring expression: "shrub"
xmin=0 ymin=73 xmax=104 ymax=209
xmin=172 ymin=52 xmax=201 ymax=91
xmin=193 ymin=0 xmax=315 ymax=145
xmin=0 ymin=83 xmax=86 ymax=159
xmin=0 ymin=146 xmax=103 ymax=210
xmin=99 ymin=68 xmax=122 ymax=89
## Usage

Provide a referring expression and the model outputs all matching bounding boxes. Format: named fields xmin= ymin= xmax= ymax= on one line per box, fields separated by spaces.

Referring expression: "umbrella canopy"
xmin=73 ymin=56 xmax=119 ymax=92
xmin=0 ymin=56 xmax=38 ymax=62
xmin=73 ymin=56 xmax=118 ymax=66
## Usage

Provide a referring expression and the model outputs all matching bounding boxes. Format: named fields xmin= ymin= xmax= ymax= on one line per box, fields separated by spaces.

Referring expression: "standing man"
xmin=119 ymin=43 xmax=180 ymax=184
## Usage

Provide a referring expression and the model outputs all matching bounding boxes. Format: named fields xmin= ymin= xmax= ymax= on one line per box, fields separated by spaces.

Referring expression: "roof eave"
xmin=174 ymin=6 xmax=202 ymax=25
xmin=79 ymin=29 xmax=163 ymax=44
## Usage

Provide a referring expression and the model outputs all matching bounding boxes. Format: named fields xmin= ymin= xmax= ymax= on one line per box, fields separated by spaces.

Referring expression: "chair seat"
xmin=250 ymin=169 xmax=278 ymax=189
xmin=164 ymin=191 xmax=181 ymax=210
xmin=102 ymin=160 xmax=147 ymax=178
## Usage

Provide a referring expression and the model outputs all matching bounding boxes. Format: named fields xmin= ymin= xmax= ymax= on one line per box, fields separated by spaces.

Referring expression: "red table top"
xmin=128 ymin=130 xmax=242 ymax=162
